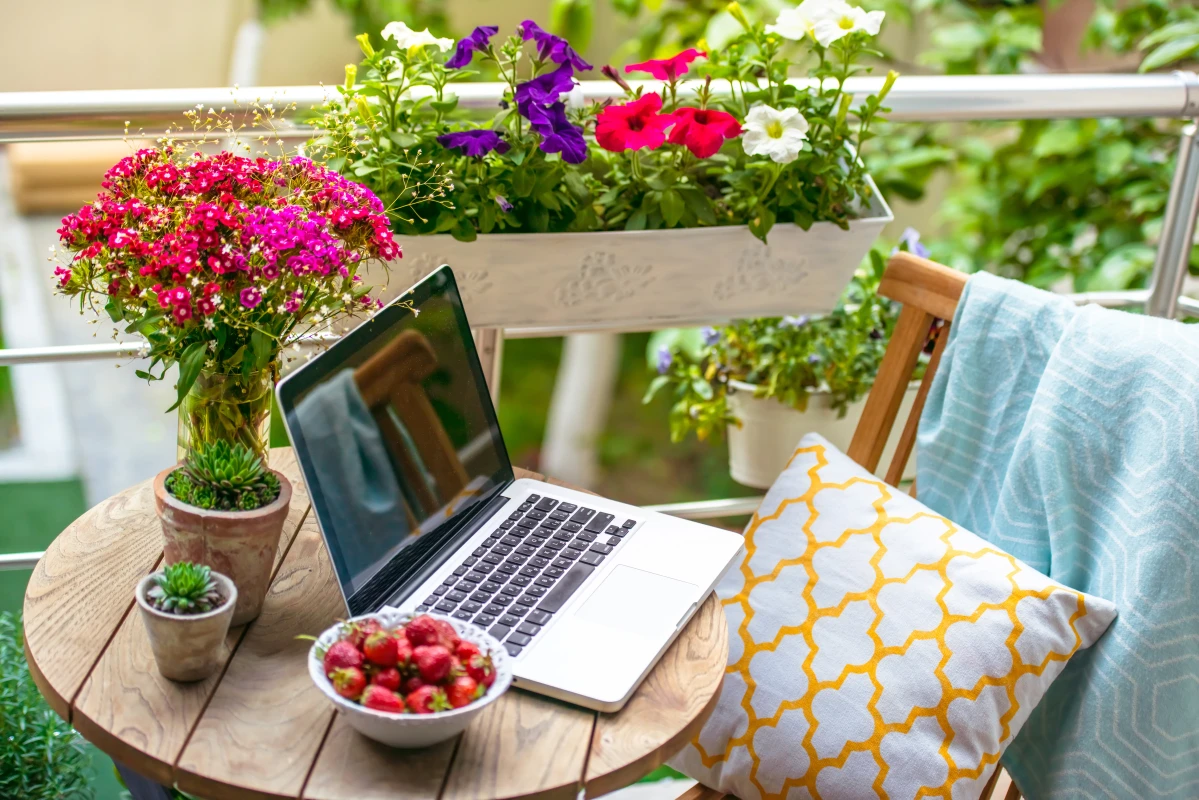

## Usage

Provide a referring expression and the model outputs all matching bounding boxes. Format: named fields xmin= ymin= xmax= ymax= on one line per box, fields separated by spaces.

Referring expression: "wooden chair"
xmin=353 ymin=329 xmax=470 ymax=518
xmin=677 ymin=252 xmax=1023 ymax=800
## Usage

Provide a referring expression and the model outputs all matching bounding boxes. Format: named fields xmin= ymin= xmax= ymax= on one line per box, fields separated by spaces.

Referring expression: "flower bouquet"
xmin=54 ymin=147 xmax=401 ymax=459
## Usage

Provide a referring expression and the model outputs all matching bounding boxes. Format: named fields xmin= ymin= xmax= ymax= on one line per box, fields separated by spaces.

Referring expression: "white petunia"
xmin=742 ymin=104 xmax=810 ymax=164
xmin=381 ymin=21 xmax=454 ymax=52
xmin=765 ymin=0 xmax=824 ymax=40
xmin=810 ymin=0 xmax=884 ymax=47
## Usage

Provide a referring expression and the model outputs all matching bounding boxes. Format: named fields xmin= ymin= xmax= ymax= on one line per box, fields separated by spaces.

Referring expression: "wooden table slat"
xmin=71 ymin=450 xmax=310 ymax=785
xmin=23 ymin=477 xmax=166 ymax=720
xmin=175 ymin=509 xmax=345 ymax=798
xmin=301 ymin=720 xmax=457 ymax=800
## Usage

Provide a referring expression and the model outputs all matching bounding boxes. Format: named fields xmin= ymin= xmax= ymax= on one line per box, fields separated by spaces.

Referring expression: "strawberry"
xmin=404 ymin=675 xmax=426 ymax=694
xmin=363 ymin=630 xmax=399 ymax=666
xmin=329 ymin=666 xmax=367 ymax=700
xmin=448 ymin=656 xmax=465 ymax=678
xmin=371 ymin=666 xmax=402 ymax=691
xmin=404 ymin=614 xmax=441 ymax=647
xmin=456 ymin=640 xmax=481 ymax=662
xmin=345 ymin=618 xmax=383 ymax=649
xmin=412 ymin=644 xmax=453 ymax=683
xmin=432 ymin=618 xmax=461 ymax=651
xmin=323 ymin=640 xmax=364 ymax=675
xmin=466 ymin=653 xmax=496 ymax=688
xmin=445 ymin=675 xmax=483 ymax=709
xmin=406 ymin=685 xmax=451 ymax=714
xmin=393 ymin=635 xmax=414 ymax=671
xmin=361 ymin=684 xmax=406 ymax=714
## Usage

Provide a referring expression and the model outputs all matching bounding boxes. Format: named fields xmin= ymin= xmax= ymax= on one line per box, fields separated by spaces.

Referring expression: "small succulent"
xmin=165 ymin=440 xmax=281 ymax=511
xmin=148 ymin=562 xmax=224 ymax=615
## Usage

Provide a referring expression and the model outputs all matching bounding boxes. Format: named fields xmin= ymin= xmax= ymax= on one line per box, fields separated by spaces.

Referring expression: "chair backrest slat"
xmin=883 ymin=318 xmax=950 ymax=487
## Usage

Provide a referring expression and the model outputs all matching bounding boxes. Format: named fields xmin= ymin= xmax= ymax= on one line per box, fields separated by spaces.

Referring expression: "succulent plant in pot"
xmin=155 ymin=440 xmax=292 ymax=627
xmin=135 ymin=562 xmax=238 ymax=682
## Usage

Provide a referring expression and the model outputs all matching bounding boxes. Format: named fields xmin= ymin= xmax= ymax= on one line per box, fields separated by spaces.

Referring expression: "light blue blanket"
xmin=918 ymin=271 xmax=1199 ymax=799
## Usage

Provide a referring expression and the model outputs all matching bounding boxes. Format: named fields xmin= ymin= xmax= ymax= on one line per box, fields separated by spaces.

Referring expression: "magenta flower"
xmin=446 ymin=25 xmax=499 ymax=69
xmin=240 ymin=286 xmax=263 ymax=309
xmin=437 ymin=129 xmax=510 ymax=157
xmin=625 ymin=48 xmax=706 ymax=81
xmin=518 ymin=20 xmax=592 ymax=71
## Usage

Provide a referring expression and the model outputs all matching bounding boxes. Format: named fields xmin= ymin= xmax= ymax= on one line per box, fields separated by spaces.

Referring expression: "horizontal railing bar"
xmin=0 ymin=73 xmax=1196 ymax=142
xmin=645 ymin=496 xmax=763 ymax=519
xmin=0 ymin=552 xmax=43 ymax=571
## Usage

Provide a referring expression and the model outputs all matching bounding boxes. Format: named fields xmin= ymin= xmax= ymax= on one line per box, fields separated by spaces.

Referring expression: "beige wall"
xmin=0 ymin=0 xmax=639 ymax=92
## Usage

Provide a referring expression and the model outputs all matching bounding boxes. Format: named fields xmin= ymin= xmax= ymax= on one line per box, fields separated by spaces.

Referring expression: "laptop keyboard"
xmin=415 ymin=494 xmax=637 ymax=657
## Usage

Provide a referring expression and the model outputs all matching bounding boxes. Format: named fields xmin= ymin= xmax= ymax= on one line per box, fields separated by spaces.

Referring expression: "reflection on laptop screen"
xmin=282 ymin=268 xmax=511 ymax=605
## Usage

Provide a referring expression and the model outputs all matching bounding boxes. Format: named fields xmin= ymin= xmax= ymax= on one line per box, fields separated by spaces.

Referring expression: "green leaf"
xmin=104 ymin=296 xmax=125 ymax=322
xmin=250 ymin=330 xmax=275 ymax=371
xmin=430 ymin=95 xmax=459 ymax=115
xmin=1140 ymin=35 xmax=1199 ymax=72
xmin=748 ymin=204 xmax=776 ymax=243
xmin=1084 ymin=244 xmax=1156 ymax=291
xmin=660 ymin=189 xmax=685 ymax=226
xmin=642 ymin=374 xmax=670 ymax=404
xmin=691 ymin=377 xmax=714 ymax=401
xmin=625 ymin=209 xmax=647 ymax=231
xmin=1032 ymin=122 xmax=1083 ymax=159
xmin=167 ymin=342 xmax=208 ymax=413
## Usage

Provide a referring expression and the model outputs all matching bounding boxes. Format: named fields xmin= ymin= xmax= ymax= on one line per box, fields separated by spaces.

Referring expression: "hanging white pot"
xmin=365 ymin=180 xmax=892 ymax=331
xmin=726 ymin=379 xmax=920 ymax=490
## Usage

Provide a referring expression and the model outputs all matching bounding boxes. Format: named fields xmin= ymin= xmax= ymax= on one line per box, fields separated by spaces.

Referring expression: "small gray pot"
xmin=135 ymin=570 xmax=237 ymax=682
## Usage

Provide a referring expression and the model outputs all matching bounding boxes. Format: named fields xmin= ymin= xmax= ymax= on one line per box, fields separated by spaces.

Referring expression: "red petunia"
xmin=596 ymin=93 xmax=676 ymax=153
xmin=668 ymin=107 xmax=742 ymax=158
xmin=624 ymin=49 xmax=706 ymax=82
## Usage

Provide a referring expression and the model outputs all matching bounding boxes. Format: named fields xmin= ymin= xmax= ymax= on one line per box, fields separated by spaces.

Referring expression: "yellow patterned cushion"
xmin=670 ymin=434 xmax=1117 ymax=800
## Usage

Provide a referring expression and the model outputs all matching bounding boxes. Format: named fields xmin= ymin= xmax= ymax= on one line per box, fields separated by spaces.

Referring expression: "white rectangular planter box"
xmin=368 ymin=179 xmax=892 ymax=332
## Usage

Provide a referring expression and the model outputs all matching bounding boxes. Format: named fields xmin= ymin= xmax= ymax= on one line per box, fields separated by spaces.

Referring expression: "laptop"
xmin=277 ymin=265 xmax=744 ymax=712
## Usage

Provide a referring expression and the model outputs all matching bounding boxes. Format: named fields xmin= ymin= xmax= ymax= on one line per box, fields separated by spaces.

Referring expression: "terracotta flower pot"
xmin=153 ymin=466 xmax=292 ymax=626
xmin=135 ymin=570 xmax=237 ymax=682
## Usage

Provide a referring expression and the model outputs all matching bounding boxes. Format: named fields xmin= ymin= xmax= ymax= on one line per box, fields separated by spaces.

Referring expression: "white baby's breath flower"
xmin=381 ymin=21 xmax=454 ymax=52
xmin=413 ymin=307 xmax=421 ymax=317
xmin=742 ymin=104 xmax=810 ymax=164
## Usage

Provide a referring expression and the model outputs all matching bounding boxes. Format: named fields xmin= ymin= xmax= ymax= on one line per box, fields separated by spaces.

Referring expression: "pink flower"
xmin=53 ymin=267 xmax=72 ymax=287
xmin=624 ymin=49 xmax=706 ymax=81
xmin=197 ymin=297 xmax=216 ymax=316
xmin=166 ymin=286 xmax=191 ymax=305
xmin=668 ymin=107 xmax=742 ymax=158
xmin=596 ymin=93 xmax=676 ymax=152
xmin=172 ymin=303 xmax=193 ymax=324
xmin=240 ymin=286 xmax=263 ymax=309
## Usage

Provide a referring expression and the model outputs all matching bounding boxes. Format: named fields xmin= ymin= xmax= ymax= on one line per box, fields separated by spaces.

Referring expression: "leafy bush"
xmin=166 ymin=440 xmax=281 ymax=511
xmin=644 ymin=238 xmax=920 ymax=441
xmin=0 ymin=612 xmax=92 ymax=800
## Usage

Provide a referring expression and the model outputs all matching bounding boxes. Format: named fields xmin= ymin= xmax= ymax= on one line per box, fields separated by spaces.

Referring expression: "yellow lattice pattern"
xmin=686 ymin=441 xmax=1095 ymax=800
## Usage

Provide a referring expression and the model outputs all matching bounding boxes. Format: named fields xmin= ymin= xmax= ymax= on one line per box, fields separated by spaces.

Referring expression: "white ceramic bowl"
xmin=308 ymin=610 xmax=512 ymax=748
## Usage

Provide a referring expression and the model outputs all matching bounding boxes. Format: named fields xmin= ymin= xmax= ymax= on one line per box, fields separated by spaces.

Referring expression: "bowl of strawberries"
xmin=307 ymin=610 xmax=511 ymax=748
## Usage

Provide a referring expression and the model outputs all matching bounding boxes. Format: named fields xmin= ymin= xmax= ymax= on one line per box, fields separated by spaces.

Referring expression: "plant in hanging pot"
xmin=135 ymin=561 xmax=238 ymax=682
xmin=644 ymin=239 xmax=928 ymax=489
xmin=155 ymin=440 xmax=292 ymax=626
xmin=307 ymin=4 xmax=896 ymax=329
xmin=52 ymin=143 xmax=403 ymax=461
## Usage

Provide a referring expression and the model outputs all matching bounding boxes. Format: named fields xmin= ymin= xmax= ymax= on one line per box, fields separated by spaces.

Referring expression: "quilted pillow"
xmin=670 ymin=433 xmax=1117 ymax=800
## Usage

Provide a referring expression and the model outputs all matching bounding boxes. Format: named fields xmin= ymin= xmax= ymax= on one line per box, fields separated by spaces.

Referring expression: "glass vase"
xmin=177 ymin=369 xmax=273 ymax=464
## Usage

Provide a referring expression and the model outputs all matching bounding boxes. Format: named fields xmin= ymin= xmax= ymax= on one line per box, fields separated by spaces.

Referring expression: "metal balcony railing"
xmin=2 ymin=72 xmax=1198 ymax=571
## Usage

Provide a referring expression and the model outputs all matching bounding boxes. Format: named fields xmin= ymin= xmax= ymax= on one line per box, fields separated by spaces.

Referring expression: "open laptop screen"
xmin=278 ymin=267 xmax=513 ymax=609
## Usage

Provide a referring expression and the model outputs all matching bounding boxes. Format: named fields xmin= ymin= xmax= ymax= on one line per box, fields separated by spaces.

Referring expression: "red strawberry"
xmin=412 ymin=644 xmax=453 ymax=683
xmin=404 ymin=614 xmax=440 ymax=647
xmin=404 ymin=675 xmax=426 ymax=694
xmin=393 ymin=636 xmax=414 ymax=671
xmin=432 ymin=618 xmax=461 ymax=650
xmin=361 ymin=684 xmax=406 ymax=714
xmin=445 ymin=675 xmax=483 ymax=709
xmin=406 ymin=685 xmax=451 ymax=714
xmin=346 ymin=618 xmax=383 ymax=649
xmin=371 ymin=666 xmax=402 ymax=691
xmin=456 ymin=640 xmax=481 ymax=662
xmin=323 ymin=640 xmax=364 ymax=675
xmin=329 ymin=666 xmax=367 ymax=700
xmin=363 ymin=630 xmax=399 ymax=666
xmin=466 ymin=653 xmax=496 ymax=688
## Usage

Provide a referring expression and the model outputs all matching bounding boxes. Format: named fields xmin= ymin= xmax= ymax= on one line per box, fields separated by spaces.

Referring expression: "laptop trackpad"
xmin=574 ymin=565 xmax=696 ymax=639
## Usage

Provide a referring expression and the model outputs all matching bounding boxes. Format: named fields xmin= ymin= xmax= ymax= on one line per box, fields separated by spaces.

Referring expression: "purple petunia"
xmin=518 ymin=20 xmax=593 ymax=71
xmin=495 ymin=195 xmax=513 ymax=212
xmin=656 ymin=346 xmax=673 ymax=375
xmin=529 ymin=101 xmax=587 ymax=164
xmin=701 ymin=326 xmax=721 ymax=347
xmin=446 ymin=25 xmax=499 ymax=69
xmin=437 ymin=129 xmax=510 ymax=157
xmin=515 ymin=61 xmax=577 ymax=121
xmin=895 ymin=227 xmax=930 ymax=259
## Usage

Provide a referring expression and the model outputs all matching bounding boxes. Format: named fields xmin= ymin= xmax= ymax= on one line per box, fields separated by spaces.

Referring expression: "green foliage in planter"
xmin=0 ymin=612 xmax=92 ymax=800
xmin=645 ymin=241 xmax=915 ymax=442
xmin=166 ymin=440 xmax=281 ymax=512
xmin=147 ymin=563 xmax=225 ymax=616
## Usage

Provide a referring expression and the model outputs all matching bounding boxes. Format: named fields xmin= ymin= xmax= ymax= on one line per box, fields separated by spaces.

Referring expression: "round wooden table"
xmin=23 ymin=449 xmax=728 ymax=800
